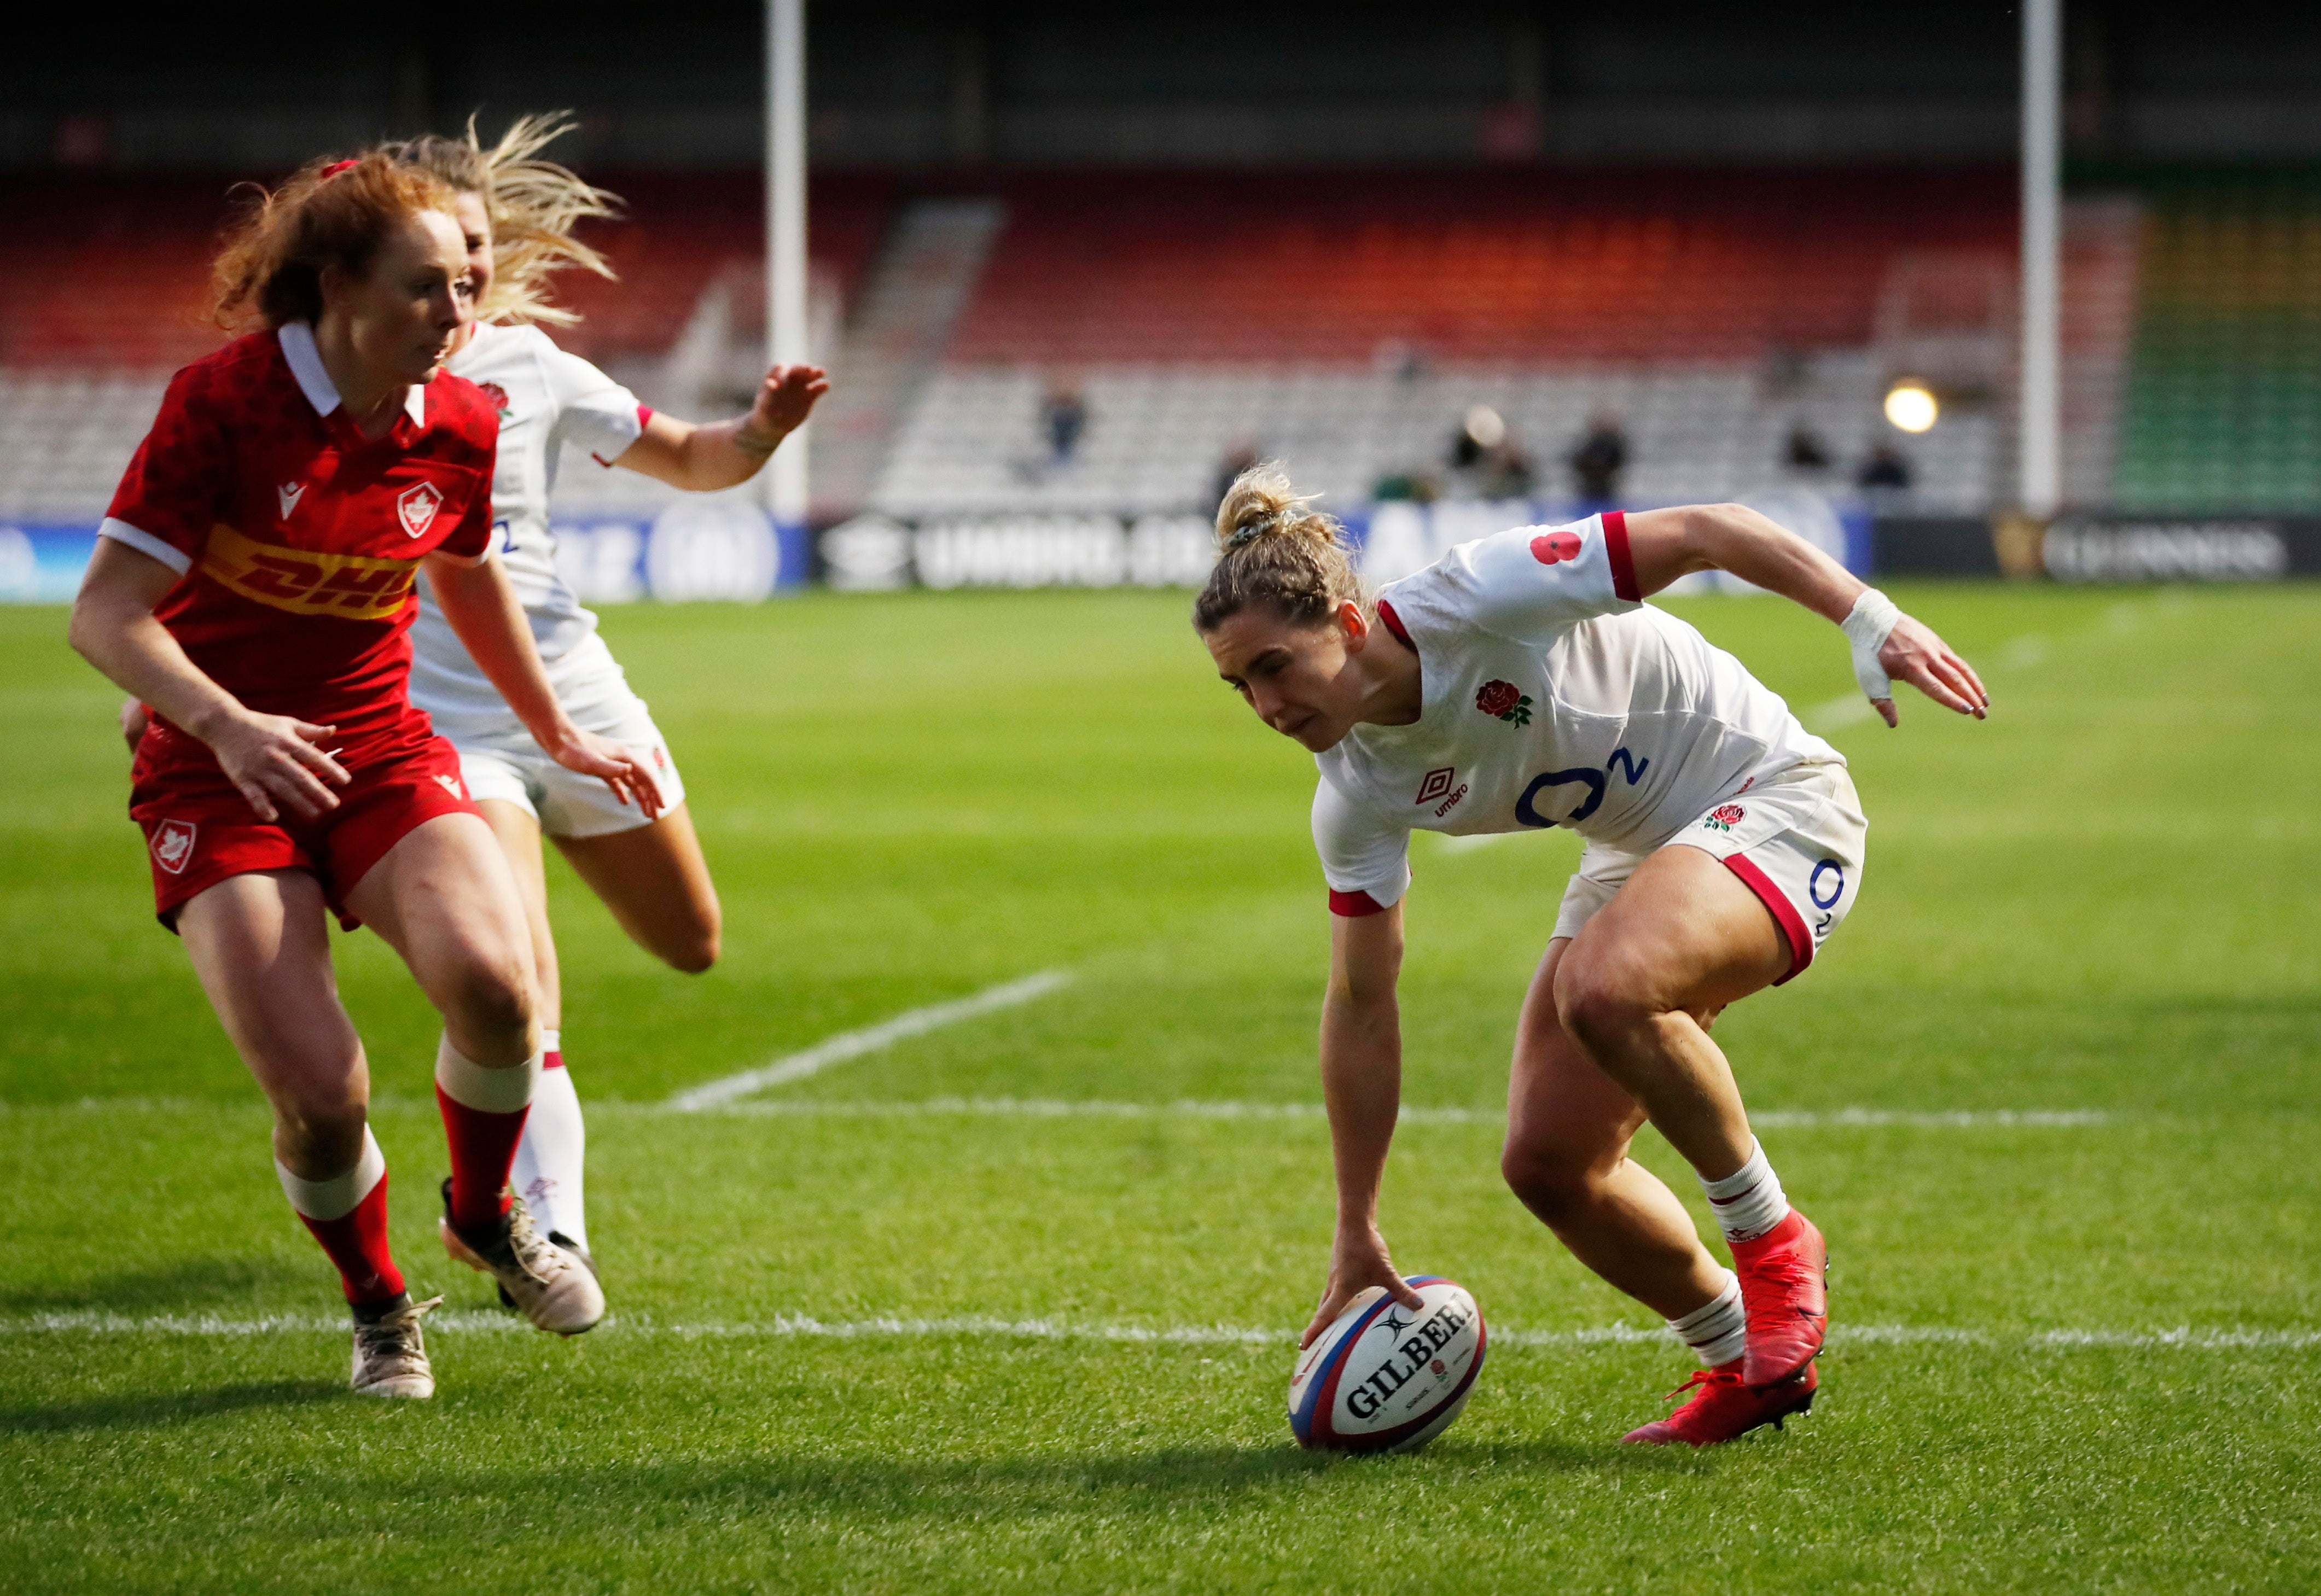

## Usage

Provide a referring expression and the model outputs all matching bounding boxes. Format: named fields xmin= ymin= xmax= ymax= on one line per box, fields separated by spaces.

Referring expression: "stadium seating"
xmin=944 ymin=168 xmax=2016 ymax=366
xmin=871 ymin=168 xmax=2014 ymax=519
xmin=0 ymin=172 xmax=890 ymax=525
xmin=2114 ymin=173 xmax=2321 ymax=512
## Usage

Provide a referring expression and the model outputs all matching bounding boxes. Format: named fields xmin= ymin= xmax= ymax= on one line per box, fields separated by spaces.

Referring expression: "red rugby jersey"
xmin=103 ymin=323 xmax=499 ymax=745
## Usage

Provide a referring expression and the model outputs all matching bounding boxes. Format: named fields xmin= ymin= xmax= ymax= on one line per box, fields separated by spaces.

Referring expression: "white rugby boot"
xmin=351 ymin=1293 xmax=442 ymax=1399
xmin=438 ymin=1180 xmax=606 ymax=1335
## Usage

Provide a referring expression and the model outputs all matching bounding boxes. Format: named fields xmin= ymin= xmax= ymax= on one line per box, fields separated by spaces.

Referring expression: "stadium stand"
xmin=869 ymin=168 xmax=2017 ymax=519
xmin=2114 ymin=172 xmax=2321 ymax=512
xmin=1 ymin=164 xmax=2220 ymax=528
xmin=0 ymin=172 xmax=889 ymax=526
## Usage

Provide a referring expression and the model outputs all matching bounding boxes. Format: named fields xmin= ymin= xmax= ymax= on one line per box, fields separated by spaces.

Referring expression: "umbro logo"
xmin=433 ymin=773 xmax=463 ymax=800
xmin=277 ymin=482 xmax=305 ymax=520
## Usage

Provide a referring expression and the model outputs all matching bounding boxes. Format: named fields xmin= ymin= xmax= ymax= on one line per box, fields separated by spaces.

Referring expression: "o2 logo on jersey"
xmin=1514 ymin=748 xmax=1650 ymax=829
xmin=1530 ymin=531 xmax=1581 ymax=566
xmin=151 ymin=819 xmax=197 ymax=875
xmin=397 ymin=480 xmax=445 ymax=539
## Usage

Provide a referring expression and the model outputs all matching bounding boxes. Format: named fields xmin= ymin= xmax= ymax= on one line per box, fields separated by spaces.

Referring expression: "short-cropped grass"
xmin=3 ymin=584 xmax=2317 ymax=1592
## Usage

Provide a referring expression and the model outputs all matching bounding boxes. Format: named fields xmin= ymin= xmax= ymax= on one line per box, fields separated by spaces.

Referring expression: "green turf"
xmin=3 ymin=585 xmax=2318 ymax=1592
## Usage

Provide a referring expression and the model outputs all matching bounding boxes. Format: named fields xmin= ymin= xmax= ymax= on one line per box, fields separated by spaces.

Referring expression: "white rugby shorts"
xmin=1551 ymin=760 xmax=1866 ymax=983
xmin=447 ymin=689 xmax=686 ymax=840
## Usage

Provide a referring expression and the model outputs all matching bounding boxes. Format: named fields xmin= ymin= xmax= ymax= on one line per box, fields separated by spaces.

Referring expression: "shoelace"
xmin=1662 ymin=1367 xmax=1738 ymax=1406
xmin=502 ymin=1201 xmax=574 ymax=1287
xmin=356 ymin=1294 xmax=444 ymax=1356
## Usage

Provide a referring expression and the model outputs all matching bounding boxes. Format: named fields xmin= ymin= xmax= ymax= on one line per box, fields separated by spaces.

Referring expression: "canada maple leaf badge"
xmin=1475 ymin=679 xmax=1533 ymax=726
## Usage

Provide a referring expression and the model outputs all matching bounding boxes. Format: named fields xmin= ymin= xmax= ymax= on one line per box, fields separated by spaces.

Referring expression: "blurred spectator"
xmin=1041 ymin=377 xmax=1088 ymax=465
xmin=1857 ymin=445 xmax=1912 ymax=492
xmin=1371 ymin=468 xmax=1441 ymax=503
xmin=1569 ymin=410 xmax=1628 ymax=504
xmin=1784 ymin=424 xmax=1833 ymax=473
xmin=1451 ymin=404 xmax=1505 ymax=471
xmin=1211 ymin=440 xmax=1260 ymax=515
xmin=1441 ymin=405 xmax=1534 ymax=500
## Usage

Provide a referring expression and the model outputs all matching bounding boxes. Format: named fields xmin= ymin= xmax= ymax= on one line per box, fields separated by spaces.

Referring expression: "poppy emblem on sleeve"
xmin=396 ymin=480 xmax=444 ymax=539
xmin=1475 ymin=679 xmax=1533 ymax=726
xmin=1531 ymin=531 xmax=1582 ymax=566
xmin=1703 ymin=803 xmax=1747 ymax=832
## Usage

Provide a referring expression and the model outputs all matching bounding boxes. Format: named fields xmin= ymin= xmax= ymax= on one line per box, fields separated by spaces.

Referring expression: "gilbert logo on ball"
xmin=1287 ymin=1275 xmax=1486 ymax=1454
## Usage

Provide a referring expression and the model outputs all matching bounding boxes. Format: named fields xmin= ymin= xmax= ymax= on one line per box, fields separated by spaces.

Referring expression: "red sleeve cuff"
xmin=637 ymin=403 xmax=654 ymax=429
xmin=1329 ymin=889 xmax=1389 ymax=917
xmin=1602 ymin=509 xmax=1640 ymax=602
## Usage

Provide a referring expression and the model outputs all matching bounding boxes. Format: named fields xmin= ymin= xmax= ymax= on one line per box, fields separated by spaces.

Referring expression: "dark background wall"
xmin=9 ymin=2 xmax=2321 ymax=171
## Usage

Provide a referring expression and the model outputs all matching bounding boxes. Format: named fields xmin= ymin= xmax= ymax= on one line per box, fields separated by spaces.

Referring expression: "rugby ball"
xmin=1287 ymin=1275 xmax=1486 ymax=1453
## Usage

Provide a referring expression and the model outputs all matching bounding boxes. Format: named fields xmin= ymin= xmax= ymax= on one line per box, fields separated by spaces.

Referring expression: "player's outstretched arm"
xmin=1621 ymin=503 xmax=1990 ymax=727
xmin=69 ymin=538 xmax=351 ymax=822
xmin=1304 ymin=904 xmax=1426 ymax=1348
xmin=426 ymin=551 xmax=664 ymax=818
xmin=614 ymin=363 xmax=831 ymax=492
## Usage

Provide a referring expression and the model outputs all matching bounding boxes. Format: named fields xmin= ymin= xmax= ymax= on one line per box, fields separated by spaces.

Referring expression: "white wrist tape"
xmin=1840 ymin=588 xmax=1901 ymax=702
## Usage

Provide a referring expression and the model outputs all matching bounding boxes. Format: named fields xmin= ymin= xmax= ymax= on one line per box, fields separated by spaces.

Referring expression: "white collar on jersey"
xmin=278 ymin=321 xmax=428 ymax=427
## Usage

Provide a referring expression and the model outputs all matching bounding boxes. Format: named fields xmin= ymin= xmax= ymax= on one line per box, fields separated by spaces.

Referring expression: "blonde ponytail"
xmin=382 ymin=112 xmax=619 ymax=327
xmin=1194 ymin=463 xmax=1369 ymax=632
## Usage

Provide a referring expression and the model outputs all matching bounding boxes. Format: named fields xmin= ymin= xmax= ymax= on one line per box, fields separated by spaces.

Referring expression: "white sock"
xmin=513 ymin=1042 xmax=588 ymax=1251
xmin=276 ymin=1125 xmax=387 ymax=1220
xmin=1667 ymin=1271 xmax=1747 ymax=1368
xmin=1700 ymin=1140 xmax=1790 ymax=1243
xmin=433 ymin=1034 xmax=540 ymax=1113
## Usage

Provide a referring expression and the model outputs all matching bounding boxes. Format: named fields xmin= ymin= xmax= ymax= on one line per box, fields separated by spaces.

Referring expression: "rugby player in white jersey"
xmin=397 ymin=120 xmax=824 ymax=1294
xmin=1196 ymin=464 xmax=1986 ymax=1445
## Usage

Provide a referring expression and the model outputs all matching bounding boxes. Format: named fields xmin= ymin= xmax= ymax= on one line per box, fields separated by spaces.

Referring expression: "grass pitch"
xmin=2 ymin=583 xmax=2318 ymax=1592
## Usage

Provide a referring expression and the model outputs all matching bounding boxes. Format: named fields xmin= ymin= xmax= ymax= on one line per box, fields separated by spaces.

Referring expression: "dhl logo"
xmin=199 ymin=522 xmax=419 ymax=621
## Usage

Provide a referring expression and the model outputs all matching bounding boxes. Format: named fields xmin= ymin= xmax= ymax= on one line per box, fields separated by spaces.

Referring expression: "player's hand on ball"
xmin=749 ymin=364 xmax=830 ymax=441
xmin=1874 ymin=614 xmax=1988 ymax=727
xmin=550 ymin=730 xmax=664 ymax=821
xmin=202 ymin=709 xmax=350 ymax=823
xmin=1302 ymin=1222 xmax=1426 ymax=1349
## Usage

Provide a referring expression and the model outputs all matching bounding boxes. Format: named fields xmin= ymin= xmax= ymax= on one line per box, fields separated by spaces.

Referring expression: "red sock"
xmin=437 ymin=1086 xmax=530 ymax=1230
xmin=292 ymin=1164 xmax=405 ymax=1307
xmin=278 ymin=1122 xmax=406 ymax=1308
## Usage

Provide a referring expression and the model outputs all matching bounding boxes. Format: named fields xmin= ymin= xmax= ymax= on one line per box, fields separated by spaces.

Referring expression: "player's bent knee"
xmin=1551 ymin=959 xmax=1654 ymax=1052
xmin=438 ymin=947 xmax=537 ymax=1044
xmin=1499 ymin=1139 xmax=1607 ymax=1223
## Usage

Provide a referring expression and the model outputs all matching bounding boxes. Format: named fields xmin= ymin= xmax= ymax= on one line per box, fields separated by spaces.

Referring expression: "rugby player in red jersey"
xmin=68 ymin=153 xmax=660 ymax=1398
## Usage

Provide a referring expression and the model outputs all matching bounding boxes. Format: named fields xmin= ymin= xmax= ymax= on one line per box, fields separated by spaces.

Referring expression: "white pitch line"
xmin=4 ymin=1311 xmax=2312 ymax=1352
xmin=675 ymin=1096 xmax=2110 ymax=1130
xmin=666 ymin=970 xmax=1077 ymax=1112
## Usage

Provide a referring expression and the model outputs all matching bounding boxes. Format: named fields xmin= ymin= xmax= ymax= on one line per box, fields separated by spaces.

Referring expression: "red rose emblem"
xmin=1475 ymin=680 xmax=1522 ymax=718
xmin=1531 ymin=531 xmax=1582 ymax=566
xmin=1711 ymin=804 xmax=1746 ymax=826
xmin=477 ymin=381 xmax=511 ymax=416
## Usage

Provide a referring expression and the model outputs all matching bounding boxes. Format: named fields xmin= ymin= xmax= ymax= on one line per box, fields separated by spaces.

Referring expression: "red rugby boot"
xmin=1621 ymin=1360 xmax=1817 ymax=1446
xmin=1730 ymin=1208 xmax=1827 ymax=1389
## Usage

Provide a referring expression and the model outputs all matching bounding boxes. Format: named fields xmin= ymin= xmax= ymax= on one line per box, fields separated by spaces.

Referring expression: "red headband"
xmin=318 ymin=159 xmax=359 ymax=180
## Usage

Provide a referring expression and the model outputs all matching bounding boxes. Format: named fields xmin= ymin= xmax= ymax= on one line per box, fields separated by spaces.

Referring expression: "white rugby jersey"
xmin=408 ymin=322 xmax=650 ymax=722
xmin=1313 ymin=512 xmax=1839 ymax=913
